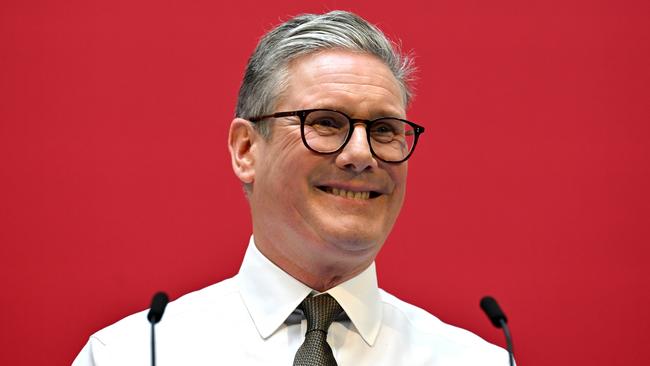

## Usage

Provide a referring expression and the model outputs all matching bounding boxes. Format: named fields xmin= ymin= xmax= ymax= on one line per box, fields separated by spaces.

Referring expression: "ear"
xmin=228 ymin=118 xmax=259 ymax=185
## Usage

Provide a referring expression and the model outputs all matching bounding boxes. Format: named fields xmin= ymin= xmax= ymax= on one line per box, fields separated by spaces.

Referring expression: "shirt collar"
xmin=237 ymin=236 xmax=382 ymax=346
xmin=327 ymin=260 xmax=382 ymax=346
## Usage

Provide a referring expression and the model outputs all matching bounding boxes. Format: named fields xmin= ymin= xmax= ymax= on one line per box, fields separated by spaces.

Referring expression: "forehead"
xmin=277 ymin=50 xmax=406 ymax=118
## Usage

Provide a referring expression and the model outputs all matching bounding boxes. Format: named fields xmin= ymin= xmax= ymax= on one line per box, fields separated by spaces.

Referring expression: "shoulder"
xmin=79 ymin=277 xmax=242 ymax=365
xmin=95 ymin=277 xmax=239 ymax=340
xmin=378 ymin=289 xmax=508 ymax=364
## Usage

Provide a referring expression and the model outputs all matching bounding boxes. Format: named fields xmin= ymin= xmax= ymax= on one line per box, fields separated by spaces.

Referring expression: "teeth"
xmin=326 ymin=187 xmax=371 ymax=200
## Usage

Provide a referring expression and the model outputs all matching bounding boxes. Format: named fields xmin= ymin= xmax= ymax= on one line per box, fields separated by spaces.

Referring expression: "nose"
xmin=335 ymin=124 xmax=378 ymax=173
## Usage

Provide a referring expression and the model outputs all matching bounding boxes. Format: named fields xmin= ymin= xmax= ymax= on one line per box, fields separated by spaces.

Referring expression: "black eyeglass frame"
xmin=248 ymin=109 xmax=425 ymax=164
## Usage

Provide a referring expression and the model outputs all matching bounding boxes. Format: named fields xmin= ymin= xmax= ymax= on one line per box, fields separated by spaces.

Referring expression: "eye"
xmin=312 ymin=117 xmax=343 ymax=129
xmin=370 ymin=119 xmax=409 ymax=145
xmin=370 ymin=121 xmax=398 ymax=136
xmin=305 ymin=111 xmax=348 ymax=135
xmin=373 ymin=124 xmax=394 ymax=134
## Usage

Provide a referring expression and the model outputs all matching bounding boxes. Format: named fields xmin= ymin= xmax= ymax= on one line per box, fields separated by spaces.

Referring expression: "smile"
xmin=317 ymin=186 xmax=382 ymax=200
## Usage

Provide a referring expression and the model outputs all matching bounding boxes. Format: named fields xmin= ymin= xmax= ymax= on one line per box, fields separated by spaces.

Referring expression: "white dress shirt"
xmin=73 ymin=236 xmax=508 ymax=365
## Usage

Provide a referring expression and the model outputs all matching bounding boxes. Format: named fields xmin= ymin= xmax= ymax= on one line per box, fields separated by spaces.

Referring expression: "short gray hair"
xmin=235 ymin=10 xmax=415 ymax=137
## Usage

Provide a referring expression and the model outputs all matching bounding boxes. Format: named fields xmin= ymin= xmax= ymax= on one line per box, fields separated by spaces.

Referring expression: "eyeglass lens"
xmin=303 ymin=110 xmax=416 ymax=162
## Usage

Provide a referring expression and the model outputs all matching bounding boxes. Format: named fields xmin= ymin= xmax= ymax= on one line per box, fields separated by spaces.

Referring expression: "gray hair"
xmin=235 ymin=10 xmax=415 ymax=137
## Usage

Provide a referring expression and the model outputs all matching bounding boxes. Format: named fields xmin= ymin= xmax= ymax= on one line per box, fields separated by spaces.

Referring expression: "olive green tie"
xmin=293 ymin=294 xmax=343 ymax=366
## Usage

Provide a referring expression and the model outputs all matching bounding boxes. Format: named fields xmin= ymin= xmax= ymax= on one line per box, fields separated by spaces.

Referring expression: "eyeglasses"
xmin=248 ymin=109 xmax=425 ymax=163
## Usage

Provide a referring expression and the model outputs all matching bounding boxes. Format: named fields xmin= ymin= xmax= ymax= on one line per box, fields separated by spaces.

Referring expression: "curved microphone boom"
xmin=147 ymin=292 xmax=169 ymax=366
xmin=480 ymin=296 xmax=514 ymax=366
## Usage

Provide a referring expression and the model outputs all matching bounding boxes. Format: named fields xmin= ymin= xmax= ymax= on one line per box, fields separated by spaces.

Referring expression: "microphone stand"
xmin=151 ymin=320 xmax=158 ymax=366
xmin=499 ymin=318 xmax=514 ymax=366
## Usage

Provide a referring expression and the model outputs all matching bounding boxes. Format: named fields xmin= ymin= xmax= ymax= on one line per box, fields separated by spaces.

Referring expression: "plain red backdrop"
xmin=1 ymin=0 xmax=649 ymax=365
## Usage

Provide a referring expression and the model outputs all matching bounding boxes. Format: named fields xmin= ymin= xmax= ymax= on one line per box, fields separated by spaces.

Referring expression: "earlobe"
xmin=228 ymin=118 xmax=257 ymax=184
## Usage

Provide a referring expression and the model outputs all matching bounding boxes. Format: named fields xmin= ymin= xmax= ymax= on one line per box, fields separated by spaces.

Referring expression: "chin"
xmin=318 ymin=229 xmax=385 ymax=255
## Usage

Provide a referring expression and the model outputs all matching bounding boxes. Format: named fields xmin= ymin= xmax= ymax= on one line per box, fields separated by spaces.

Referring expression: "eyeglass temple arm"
xmin=248 ymin=111 xmax=302 ymax=123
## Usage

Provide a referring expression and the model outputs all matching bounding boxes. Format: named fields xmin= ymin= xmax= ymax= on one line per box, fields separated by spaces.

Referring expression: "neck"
xmin=253 ymin=233 xmax=375 ymax=292
xmin=278 ymin=257 xmax=369 ymax=292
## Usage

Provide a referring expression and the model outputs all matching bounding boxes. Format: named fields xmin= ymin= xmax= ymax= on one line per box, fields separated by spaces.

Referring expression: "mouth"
xmin=316 ymin=186 xmax=382 ymax=200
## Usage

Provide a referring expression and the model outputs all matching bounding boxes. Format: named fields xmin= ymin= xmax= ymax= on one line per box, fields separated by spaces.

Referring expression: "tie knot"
xmin=299 ymin=294 xmax=343 ymax=332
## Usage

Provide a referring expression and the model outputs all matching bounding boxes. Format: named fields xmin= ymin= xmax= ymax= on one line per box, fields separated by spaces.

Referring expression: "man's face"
xmin=247 ymin=50 xmax=408 ymax=273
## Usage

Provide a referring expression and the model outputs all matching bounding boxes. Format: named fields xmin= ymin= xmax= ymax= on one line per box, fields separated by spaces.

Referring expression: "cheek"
xmin=269 ymin=133 xmax=314 ymax=177
xmin=389 ymin=163 xmax=408 ymax=189
xmin=389 ymin=166 xmax=408 ymax=207
xmin=260 ymin=149 xmax=318 ymax=204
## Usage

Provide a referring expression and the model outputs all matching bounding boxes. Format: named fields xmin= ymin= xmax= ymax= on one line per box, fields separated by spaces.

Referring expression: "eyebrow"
xmin=309 ymin=105 xmax=405 ymax=119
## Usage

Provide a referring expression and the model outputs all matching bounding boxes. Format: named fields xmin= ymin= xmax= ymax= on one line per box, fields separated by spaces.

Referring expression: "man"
xmin=73 ymin=10 xmax=507 ymax=365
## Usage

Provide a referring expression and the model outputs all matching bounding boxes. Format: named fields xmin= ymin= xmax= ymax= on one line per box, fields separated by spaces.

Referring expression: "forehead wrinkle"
xmin=303 ymin=83 xmax=404 ymax=117
xmin=311 ymin=65 xmax=398 ymax=83
xmin=307 ymin=93 xmax=404 ymax=119
xmin=307 ymin=81 xmax=399 ymax=97
xmin=308 ymin=52 xmax=395 ymax=78
xmin=310 ymin=70 xmax=402 ymax=98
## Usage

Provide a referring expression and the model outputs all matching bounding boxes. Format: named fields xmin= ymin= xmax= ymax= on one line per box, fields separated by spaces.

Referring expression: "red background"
xmin=1 ymin=0 xmax=649 ymax=365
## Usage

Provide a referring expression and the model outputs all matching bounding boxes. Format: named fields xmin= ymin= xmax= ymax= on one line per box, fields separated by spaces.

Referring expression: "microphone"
xmin=147 ymin=292 xmax=169 ymax=366
xmin=480 ymin=296 xmax=514 ymax=366
xmin=148 ymin=292 xmax=169 ymax=324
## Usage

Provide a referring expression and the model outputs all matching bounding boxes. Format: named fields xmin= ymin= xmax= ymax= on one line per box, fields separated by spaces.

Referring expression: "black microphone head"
xmin=147 ymin=292 xmax=169 ymax=324
xmin=480 ymin=296 xmax=508 ymax=328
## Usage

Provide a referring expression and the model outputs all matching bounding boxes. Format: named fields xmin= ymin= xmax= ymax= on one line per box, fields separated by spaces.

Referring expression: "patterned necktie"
xmin=293 ymin=294 xmax=343 ymax=366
